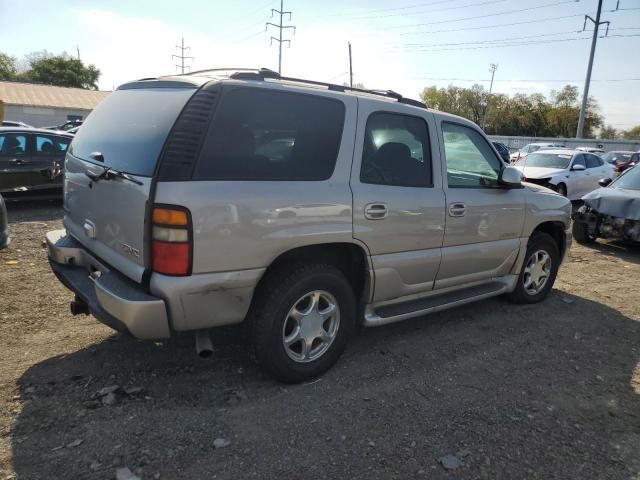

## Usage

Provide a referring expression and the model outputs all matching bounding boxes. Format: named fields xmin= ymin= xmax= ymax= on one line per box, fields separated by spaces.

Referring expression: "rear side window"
xmin=360 ymin=112 xmax=432 ymax=187
xmin=70 ymin=87 xmax=196 ymax=176
xmin=194 ymin=88 xmax=345 ymax=181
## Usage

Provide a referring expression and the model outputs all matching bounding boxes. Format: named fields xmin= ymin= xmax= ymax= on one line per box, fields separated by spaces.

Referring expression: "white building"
xmin=0 ymin=81 xmax=110 ymax=128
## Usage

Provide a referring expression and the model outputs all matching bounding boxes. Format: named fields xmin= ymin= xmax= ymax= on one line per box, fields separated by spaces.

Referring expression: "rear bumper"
xmin=47 ymin=230 xmax=170 ymax=339
xmin=47 ymin=229 xmax=265 ymax=336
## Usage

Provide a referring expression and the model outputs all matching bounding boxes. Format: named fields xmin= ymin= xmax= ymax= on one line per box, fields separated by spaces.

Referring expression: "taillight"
xmin=151 ymin=206 xmax=191 ymax=276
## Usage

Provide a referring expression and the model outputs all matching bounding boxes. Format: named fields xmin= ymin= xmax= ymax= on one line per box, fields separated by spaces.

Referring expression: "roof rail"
xmin=183 ymin=67 xmax=427 ymax=108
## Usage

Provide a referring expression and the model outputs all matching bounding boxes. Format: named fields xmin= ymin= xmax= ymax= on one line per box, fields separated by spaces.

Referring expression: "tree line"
xmin=0 ymin=51 xmax=100 ymax=90
xmin=420 ymin=83 xmax=639 ymax=140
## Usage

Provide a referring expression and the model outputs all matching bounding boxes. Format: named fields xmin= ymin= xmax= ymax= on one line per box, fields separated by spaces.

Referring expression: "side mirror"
xmin=598 ymin=177 xmax=612 ymax=187
xmin=499 ymin=166 xmax=523 ymax=187
xmin=571 ymin=164 xmax=586 ymax=171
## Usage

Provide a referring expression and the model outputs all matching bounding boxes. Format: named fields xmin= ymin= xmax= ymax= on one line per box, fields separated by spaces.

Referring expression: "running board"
xmin=364 ymin=281 xmax=511 ymax=327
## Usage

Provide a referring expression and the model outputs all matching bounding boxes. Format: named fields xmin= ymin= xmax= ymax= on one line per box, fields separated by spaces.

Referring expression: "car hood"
xmin=582 ymin=187 xmax=640 ymax=220
xmin=515 ymin=166 xmax=566 ymax=178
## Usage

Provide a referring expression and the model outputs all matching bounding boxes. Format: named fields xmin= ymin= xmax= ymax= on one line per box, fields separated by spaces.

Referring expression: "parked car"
xmin=2 ymin=121 xmax=32 ymax=128
xmin=616 ymin=151 xmax=640 ymax=175
xmin=44 ymin=120 xmax=83 ymax=132
xmin=576 ymin=146 xmax=605 ymax=155
xmin=509 ymin=142 xmax=565 ymax=163
xmin=0 ymin=127 xmax=72 ymax=199
xmin=46 ymin=68 xmax=572 ymax=383
xmin=492 ymin=141 xmax=510 ymax=163
xmin=513 ymin=149 xmax=615 ymax=199
xmin=0 ymin=193 xmax=8 ymax=249
xmin=601 ymin=150 xmax=634 ymax=171
xmin=572 ymin=164 xmax=640 ymax=245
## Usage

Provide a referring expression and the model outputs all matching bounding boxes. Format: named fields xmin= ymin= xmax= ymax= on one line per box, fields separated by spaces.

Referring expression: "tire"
xmin=248 ymin=263 xmax=356 ymax=383
xmin=572 ymin=220 xmax=595 ymax=244
xmin=508 ymin=232 xmax=560 ymax=304
xmin=556 ymin=183 xmax=567 ymax=197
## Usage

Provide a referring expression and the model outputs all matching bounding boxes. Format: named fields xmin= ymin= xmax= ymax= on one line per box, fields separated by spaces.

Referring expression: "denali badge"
xmin=119 ymin=242 xmax=140 ymax=258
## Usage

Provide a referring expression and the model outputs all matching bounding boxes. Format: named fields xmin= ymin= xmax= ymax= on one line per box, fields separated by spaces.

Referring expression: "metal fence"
xmin=488 ymin=135 xmax=640 ymax=153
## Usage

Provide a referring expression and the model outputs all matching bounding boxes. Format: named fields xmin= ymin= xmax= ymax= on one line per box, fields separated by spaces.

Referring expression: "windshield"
xmin=611 ymin=166 xmax=640 ymax=190
xmin=601 ymin=152 xmax=632 ymax=164
xmin=69 ymin=87 xmax=196 ymax=176
xmin=523 ymin=153 xmax=572 ymax=169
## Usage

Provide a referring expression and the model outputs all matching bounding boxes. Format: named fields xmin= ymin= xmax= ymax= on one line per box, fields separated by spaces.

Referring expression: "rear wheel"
xmin=249 ymin=263 xmax=356 ymax=383
xmin=572 ymin=220 xmax=596 ymax=244
xmin=508 ymin=232 xmax=560 ymax=304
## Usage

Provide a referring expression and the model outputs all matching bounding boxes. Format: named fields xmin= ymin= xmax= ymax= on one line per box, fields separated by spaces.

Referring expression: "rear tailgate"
xmin=63 ymin=84 xmax=197 ymax=283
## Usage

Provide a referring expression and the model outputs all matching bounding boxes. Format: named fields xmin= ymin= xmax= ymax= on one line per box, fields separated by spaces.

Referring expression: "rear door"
xmin=0 ymin=132 xmax=30 ymax=192
xmin=568 ymin=154 xmax=589 ymax=197
xmin=29 ymin=133 xmax=70 ymax=189
xmin=63 ymin=84 xmax=198 ymax=282
xmin=351 ymin=100 xmax=446 ymax=303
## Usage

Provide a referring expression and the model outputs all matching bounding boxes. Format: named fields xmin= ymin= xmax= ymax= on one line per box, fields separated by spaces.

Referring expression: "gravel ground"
xmin=1 ymin=201 xmax=639 ymax=480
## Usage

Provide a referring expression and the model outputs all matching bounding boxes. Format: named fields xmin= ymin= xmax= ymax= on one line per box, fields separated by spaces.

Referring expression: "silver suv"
xmin=47 ymin=68 xmax=572 ymax=382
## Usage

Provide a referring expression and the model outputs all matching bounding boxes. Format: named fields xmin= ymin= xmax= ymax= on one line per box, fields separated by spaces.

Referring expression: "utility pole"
xmin=172 ymin=37 xmax=194 ymax=74
xmin=348 ymin=42 xmax=353 ymax=87
xmin=76 ymin=46 xmax=80 ymax=61
xmin=266 ymin=0 xmax=296 ymax=74
xmin=576 ymin=0 xmax=610 ymax=138
xmin=482 ymin=63 xmax=498 ymax=131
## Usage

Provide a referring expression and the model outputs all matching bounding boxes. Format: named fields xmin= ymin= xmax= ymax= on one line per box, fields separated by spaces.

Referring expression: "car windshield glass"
xmin=523 ymin=153 xmax=572 ymax=169
xmin=601 ymin=152 xmax=631 ymax=164
xmin=611 ymin=166 xmax=640 ymax=190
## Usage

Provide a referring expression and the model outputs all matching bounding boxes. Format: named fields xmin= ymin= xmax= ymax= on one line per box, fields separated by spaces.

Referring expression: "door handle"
xmin=9 ymin=158 xmax=25 ymax=165
xmin=448 ymin=202 xmax=466 ymax=217
xmin=364 ymin=203 xmax=388 ymax=220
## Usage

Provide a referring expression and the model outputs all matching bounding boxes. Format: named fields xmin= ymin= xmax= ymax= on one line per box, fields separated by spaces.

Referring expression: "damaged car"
xmin=572 ymin=165 xmax=640 ymax=245
xmin=0 ymin=127 xmax=71 ymax=199
xmin=514 ymin=149 xmax=615 ymax=199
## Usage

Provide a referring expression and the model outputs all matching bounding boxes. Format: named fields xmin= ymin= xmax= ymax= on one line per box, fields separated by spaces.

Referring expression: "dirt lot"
xmin=1 ymin=201 xmax=639 ymax=480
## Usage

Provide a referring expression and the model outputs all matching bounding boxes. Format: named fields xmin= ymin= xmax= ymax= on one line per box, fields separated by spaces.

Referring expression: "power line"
xmin=266 ymin=0 xmax=296 ymax=74
xmin=399 ymin=13 xmax=584 ymax=36
xmin=392 ymin=30 xmax=581 ymax=49
xmin=377 ymin=0 xmax=581 ymax=30
xmin=338 ymin=0 xmax=509 ymax=21
xmin=409 ymin=77 xmax=640 ymax=82
xmin=172 ymin=37 xmax=193 ymax=74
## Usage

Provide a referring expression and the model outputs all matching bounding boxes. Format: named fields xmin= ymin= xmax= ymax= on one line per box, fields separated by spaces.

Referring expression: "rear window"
xmin=69 ymin=87 xmax=196 ymax=176
xmin=194 ymin=88 xmax=345 ymax=181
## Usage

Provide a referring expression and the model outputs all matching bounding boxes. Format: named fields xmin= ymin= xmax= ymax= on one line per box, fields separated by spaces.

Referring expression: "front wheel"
xmin=572 ymin=220 xmax=596 ymax=244
xmin=249 ymin=264 xmax=356 ymax=383
xmin=508 ymin=232 xmax=560 ymax=304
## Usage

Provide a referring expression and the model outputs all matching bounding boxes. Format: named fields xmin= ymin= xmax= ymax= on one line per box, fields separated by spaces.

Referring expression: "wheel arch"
xmin=531 ymin=221 xmax=567 ymax=258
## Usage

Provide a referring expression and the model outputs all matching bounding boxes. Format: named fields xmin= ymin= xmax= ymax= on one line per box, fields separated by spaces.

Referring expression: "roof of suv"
xmin=124 ymin=67 xmax=431 ymax=110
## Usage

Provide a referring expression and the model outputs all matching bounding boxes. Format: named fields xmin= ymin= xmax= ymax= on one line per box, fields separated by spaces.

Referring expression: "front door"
xmin=30 ymin=133 xmax=69 ymax=189
xmin=435 ymin=120 xmax=525 ymax=290
xmin=351 ymin=99 xmax=446 ymax=303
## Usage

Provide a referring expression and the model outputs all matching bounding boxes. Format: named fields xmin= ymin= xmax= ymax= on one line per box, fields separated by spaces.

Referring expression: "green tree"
xmin=621 ymin=125 xmax=640 ymax=139
xmin=0 ymin=53 xmax=18 ymax=81
xmin=18 ymin=52 xmax=100 ymax=89
xmin=599 ymin=125 xmax=617 ymax=139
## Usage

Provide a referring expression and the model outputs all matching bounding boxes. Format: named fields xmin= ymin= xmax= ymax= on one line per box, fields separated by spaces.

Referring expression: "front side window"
xmin=442 ymin=122 xmax=501 ymax=188
xmin=585 ymin=154 xmax=601 ymax=168
xmin=360 ymin=112 xmax=432 ymax=187
xmin=572 ymin=155 xmax=586 ymax=168
xmin=0 ymin=134 xmax=27 ymax=156
xmin=34 ymin=135 xmax=69 ymax=155
xmin=194 ymin=88 xmax=345 ymax=181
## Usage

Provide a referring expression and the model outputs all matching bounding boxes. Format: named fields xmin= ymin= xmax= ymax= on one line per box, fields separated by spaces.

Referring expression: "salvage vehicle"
xmin=47 ymin=68 xmax=572 ymax=383
xmin=0 ymin=193 xmax=8 ymax=249
xmin=572 ymin=165 xmax=640 ymax=245
xmin=513 ymin=149 xmax=615 ymax=199
xmin=509 ymin=142 xmax=564 ymax=162
xmin=0 ymin=127 xmax=71 ymax=199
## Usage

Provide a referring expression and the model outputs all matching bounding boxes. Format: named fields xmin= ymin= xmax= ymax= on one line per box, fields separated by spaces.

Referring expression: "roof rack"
xmin=181 ymin=67 xmax=427 ymax=109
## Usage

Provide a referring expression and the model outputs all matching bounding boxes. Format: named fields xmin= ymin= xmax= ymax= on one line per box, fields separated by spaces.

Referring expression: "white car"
xmin=514 ymin=149 xmax=615 ymax=200
xmin=576 ymin=146 xmax=605 ymax=154
xmin=509 ymin=142 xmax=565 ymax=162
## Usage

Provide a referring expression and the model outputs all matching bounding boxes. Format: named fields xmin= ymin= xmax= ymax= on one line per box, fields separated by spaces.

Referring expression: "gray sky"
xmin=1 ymin=0 xmax=639 ymax=129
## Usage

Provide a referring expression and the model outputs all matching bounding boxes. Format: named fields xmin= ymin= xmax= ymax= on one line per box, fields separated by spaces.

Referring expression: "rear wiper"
xmin=85 ymin=166 xmax=143 ymax=186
